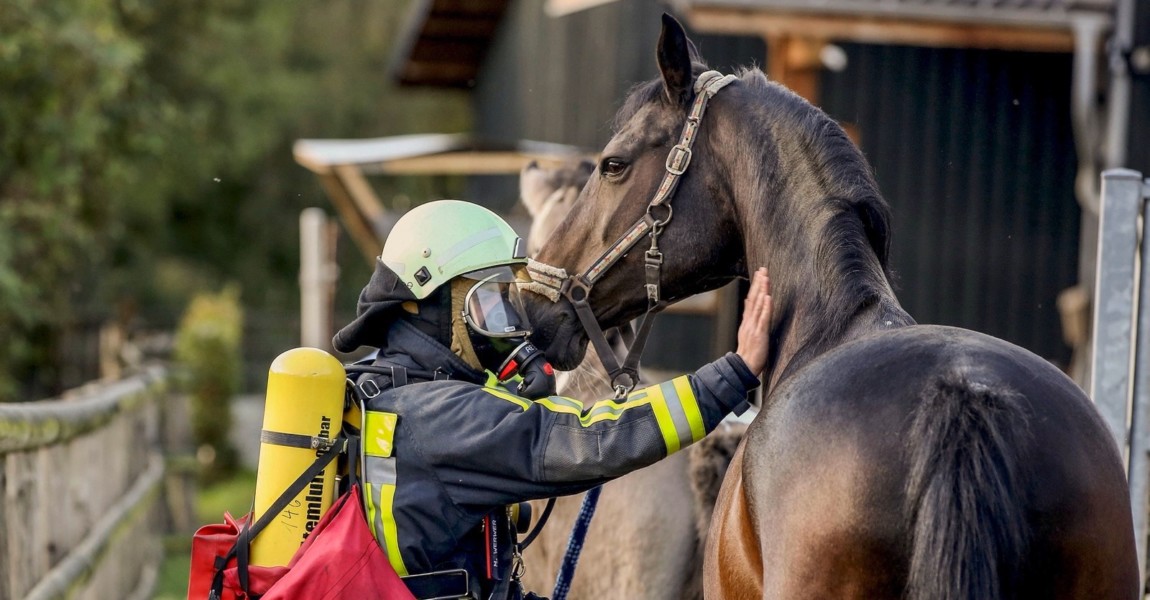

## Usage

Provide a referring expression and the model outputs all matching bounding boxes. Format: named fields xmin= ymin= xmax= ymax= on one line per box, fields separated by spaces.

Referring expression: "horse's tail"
xmin=905 ymin=371 xmax=1030 ymax=600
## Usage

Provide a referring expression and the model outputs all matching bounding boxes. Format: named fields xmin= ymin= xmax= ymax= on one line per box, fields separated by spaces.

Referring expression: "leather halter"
xmin=527 ymin=70 xmax=738 ymax=398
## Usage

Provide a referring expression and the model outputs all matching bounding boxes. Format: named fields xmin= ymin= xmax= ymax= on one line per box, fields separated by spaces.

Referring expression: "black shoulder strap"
xmin=208 ymin=438 xmax=345 ymax=599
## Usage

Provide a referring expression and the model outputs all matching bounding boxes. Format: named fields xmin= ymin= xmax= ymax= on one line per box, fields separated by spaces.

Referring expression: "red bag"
xmin=187 ymin=512 xmax=288 ymax=600
xmin=189 ymin=487 xmax=414 ymax=600
xmin=245 ymin=486 xmax=415 ymax=599
xmin=188 ymin=433 xmax=413 ymax=600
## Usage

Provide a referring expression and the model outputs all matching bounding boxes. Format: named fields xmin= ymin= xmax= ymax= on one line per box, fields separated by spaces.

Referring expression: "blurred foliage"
xmin=175 ymin=286 xmax=243 ymax=482
xmin=156 ymin=469 xmax=257 ymax=599
xmin=0 ymin=0 xmax=469 ymax=400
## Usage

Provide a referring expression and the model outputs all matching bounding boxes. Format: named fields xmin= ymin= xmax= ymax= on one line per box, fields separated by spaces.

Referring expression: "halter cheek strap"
xmin=527 ymin=70 xmax=738 ymax=398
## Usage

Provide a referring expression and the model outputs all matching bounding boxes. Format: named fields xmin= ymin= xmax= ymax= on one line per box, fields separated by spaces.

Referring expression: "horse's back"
xmin=717 ymin=325 xmax=1138 ymax=599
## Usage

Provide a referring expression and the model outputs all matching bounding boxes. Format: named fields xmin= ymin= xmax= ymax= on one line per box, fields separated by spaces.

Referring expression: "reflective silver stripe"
xmin=659 ymin=381 xmax=695 ymax=448
xmin=368 ymin=455 xmax=398 ymax=485
xmin=545 ymin=395 xmax=584 ymax=411
xmin=438 ymin=226 xmax=503 ymax=268
xmin=372 ymin=484 xmax=388 ymax=545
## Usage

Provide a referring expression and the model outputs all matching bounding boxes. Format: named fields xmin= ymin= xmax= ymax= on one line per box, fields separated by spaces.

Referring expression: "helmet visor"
xmin=462 ymin=271 xmax=532 ymax=338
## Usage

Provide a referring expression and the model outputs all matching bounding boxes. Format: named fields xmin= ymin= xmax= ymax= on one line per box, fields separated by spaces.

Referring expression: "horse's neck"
xmin=766 ymin=295 xmax=910 ymax=390
xmin=743 ymin=210 xmax=914 ymax=391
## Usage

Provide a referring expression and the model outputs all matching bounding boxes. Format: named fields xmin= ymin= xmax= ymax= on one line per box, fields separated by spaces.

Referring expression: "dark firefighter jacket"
xmin=354 ymin=319 xmax=759 ymax=598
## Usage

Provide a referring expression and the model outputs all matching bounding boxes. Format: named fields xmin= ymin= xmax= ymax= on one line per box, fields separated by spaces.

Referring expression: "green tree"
xmin=0 ymin=0 xmax=469 ymax=400
xmin=174 ymin=286 xmax=243 ymax=481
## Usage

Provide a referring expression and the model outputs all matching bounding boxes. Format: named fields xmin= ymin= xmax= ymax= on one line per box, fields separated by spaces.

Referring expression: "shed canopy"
xmin=294 ymin=133 xmax=590 ymax=176
xmin=293 ymin=133 xmax=593 ymax=261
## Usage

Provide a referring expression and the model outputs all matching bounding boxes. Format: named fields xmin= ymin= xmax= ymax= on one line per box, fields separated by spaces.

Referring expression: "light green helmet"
xmin=380 ymin=200 xmax=527 ymax=299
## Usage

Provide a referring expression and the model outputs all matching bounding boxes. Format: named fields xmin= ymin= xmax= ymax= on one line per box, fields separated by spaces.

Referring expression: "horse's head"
xmin=525 ymin=15 xmax=747 ymax=369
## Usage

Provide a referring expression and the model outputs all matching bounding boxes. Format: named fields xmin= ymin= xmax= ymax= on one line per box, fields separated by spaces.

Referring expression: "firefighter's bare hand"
xmin=735 ymin=268 xmax=772 ymax=376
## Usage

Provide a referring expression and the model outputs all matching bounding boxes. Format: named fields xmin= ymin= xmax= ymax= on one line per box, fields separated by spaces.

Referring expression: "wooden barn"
xmin=388 ymin=0 xmax=1149 ymax=378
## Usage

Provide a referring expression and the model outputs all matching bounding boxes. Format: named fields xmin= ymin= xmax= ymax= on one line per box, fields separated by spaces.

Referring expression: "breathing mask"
xmin=460 ymin=267 xmax=556 ymax=398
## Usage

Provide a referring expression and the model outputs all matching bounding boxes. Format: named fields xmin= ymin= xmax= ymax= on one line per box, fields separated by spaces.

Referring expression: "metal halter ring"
xmin=647 ymin=203 xmax=673 ymax=230
xmin=611 ymin=372 xmax=636 ymax=399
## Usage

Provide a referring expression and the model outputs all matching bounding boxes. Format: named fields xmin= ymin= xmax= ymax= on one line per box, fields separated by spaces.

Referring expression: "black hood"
xmin=333 ymin=261 xmax=418 ymax=353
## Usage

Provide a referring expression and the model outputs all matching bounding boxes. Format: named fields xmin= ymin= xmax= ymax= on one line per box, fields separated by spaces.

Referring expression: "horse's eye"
xmin=600 ymin=157 xmax=629 ymax=178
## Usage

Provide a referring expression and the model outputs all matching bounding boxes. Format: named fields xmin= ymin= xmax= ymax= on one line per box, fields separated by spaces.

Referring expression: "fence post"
xmin=1090 ymin=167 xmax=1150 ymax=589
xmin=300 ymin=208 xmax=338 ymax=351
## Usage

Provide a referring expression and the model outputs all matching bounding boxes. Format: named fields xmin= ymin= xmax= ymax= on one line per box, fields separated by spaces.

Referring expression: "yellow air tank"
xmin=250 ymin=347 xmax=345 ymax=566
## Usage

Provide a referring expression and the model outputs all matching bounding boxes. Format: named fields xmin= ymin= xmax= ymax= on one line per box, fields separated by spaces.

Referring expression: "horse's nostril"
xmin=526 ymin=160 xmax=539 ymax=170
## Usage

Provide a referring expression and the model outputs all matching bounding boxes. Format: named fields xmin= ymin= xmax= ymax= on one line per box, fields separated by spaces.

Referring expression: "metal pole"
xmin=1131 ymin=177 xmax=1150 ymax=590
xmin=1104 ymin=0 xmax=1137 ymax=170
xmin=1091 ymin=169 xmax=1145 ymax=453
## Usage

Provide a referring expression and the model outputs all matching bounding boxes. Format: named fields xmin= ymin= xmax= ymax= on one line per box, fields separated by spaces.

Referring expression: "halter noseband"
xmin=526 ymin=70 xmax=738 ymax=398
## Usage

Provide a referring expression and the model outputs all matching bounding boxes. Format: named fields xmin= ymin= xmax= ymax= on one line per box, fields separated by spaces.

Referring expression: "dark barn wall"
xmin=821 ymin=44 xmax=1080 ymax=366
xmin=471 ymin=1 xmax=1080 ymax=369
xmin=1128 ymin=0 xmax=1150 ymax=175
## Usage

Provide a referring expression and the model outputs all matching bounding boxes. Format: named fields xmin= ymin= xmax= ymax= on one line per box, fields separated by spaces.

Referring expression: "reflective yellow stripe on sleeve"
xmin=650 ymin=376 xmax=704 ymax=454
xmin=479 ymin=375 xmax=704 ymax=455
xmin=673 ymin=376 xmax=706 ymax=443
xmin=363 ymin=410 xmax=408 ymax=576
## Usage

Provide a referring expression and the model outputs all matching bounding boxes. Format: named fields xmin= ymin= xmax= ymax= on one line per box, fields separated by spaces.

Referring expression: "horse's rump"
xmin=736 ymin=325 xmax=1137 ymax=599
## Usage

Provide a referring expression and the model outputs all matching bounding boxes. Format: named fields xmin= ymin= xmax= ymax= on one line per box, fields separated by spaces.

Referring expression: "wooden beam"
xmin=431 ymin=0 xmax=508 ymax=17
xmin=371 ymin=151 xmax=595 ymax=175
xmin=410 ymin=39 xmax=489 ymax=61
xmin=317 ymin=172 xmax=381 ymax=264
xmin=686 ymin=6 xmax=1075 ymax=53
xmin=399 ymin=60 xmax=479 ymax=86
xmin=419 ymin=17 xmax=499 ymax=38
xmin=767 ymin=35 xmax=824 ymax=102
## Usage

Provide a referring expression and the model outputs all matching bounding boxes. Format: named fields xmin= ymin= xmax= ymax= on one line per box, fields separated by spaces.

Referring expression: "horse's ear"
xmin=657 ymin=13 xmax=694 ymax=108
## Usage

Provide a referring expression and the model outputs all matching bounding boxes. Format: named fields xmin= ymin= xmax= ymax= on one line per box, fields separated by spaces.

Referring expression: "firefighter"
xmin=333 ymin=200 xmax=771 ymax=600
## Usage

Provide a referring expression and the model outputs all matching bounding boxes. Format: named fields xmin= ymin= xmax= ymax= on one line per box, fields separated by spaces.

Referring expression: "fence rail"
xmin=0 ymin=365 xmax=169 ymax=600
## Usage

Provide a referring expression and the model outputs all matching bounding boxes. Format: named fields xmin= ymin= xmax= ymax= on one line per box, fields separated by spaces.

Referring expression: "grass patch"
xmin=153 ymin=470 xmax=256 ymax=599
xmin=197 ymin=469 xmax=257 ymax=523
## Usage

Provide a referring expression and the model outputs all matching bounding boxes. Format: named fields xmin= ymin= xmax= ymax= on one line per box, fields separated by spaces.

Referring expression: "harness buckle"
xmin=359 ymin=378 xmax=382 ymax=399
xmin=666 ymin=143 xmax=692 ymax=176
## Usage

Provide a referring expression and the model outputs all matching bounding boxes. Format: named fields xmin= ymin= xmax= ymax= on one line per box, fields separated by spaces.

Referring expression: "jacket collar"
xmin=378 ymin=320 xmax=487 ymax=385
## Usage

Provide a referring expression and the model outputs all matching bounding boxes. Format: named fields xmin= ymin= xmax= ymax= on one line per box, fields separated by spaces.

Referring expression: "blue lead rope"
xmin=551 ymin=485 xmax=602 ymax=600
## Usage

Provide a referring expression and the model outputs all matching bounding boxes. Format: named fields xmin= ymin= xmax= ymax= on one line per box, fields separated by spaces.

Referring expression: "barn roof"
xmin=391 ymin=0 xmax=1116 ymax=88
xmin=676 ymin=0 xmax=1114 ymax=53
xmin=679 ymin=0 xmax=1113 ymax=29
xmin=389 ymin=0 xmax=511 ymax=88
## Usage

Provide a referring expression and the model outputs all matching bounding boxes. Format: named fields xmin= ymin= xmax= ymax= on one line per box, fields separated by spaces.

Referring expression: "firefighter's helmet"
xmin=380 ymin=200 xmax=527 ymax=300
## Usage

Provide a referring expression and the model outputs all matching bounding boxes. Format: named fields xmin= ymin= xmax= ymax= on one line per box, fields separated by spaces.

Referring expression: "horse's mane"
xmin=613 ymin=63 xmax=906 ymax=378
xmin=736 ymin=70 xmax=908 ymax=370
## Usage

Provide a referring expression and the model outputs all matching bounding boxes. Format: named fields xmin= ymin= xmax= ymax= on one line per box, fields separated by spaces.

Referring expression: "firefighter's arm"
xmin=532 ymin=352 xmax=759 ymax=484
xmin=426 ymin=269 xmax=770 ymax=500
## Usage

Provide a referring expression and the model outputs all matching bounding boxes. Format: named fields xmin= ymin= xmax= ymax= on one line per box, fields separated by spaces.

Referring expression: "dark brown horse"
xmin=523 ymin=15 xmax=1138 ymax=599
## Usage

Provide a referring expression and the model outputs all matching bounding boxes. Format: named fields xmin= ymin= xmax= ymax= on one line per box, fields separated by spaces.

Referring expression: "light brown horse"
xmin=518 ymin=160 xmax=745 ymax=600
xmin=524 ymin=15 xmax=1138 ymax=599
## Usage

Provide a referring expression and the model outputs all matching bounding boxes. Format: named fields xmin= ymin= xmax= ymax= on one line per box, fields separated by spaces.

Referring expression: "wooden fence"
xmin=0 ymin=366 xmax=169 ymax=600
